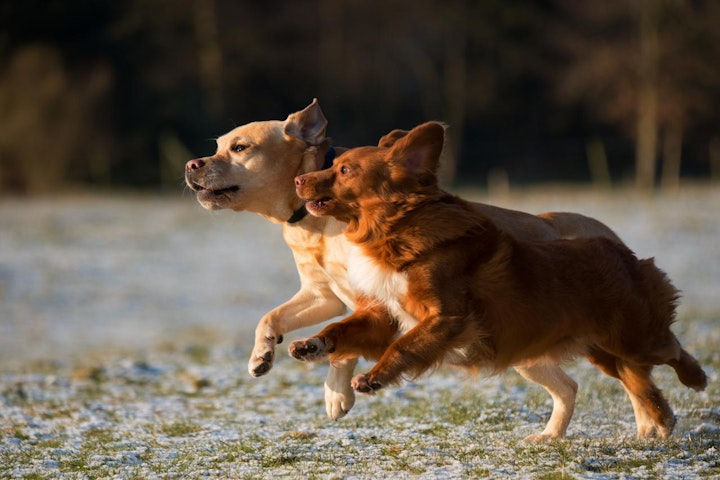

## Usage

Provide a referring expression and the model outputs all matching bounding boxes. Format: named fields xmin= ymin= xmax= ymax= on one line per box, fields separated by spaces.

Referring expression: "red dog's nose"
xmin=295 ymin=175 xmax=305 ymax=187
xmin=185 ymin=159 xmax=205 ymax=172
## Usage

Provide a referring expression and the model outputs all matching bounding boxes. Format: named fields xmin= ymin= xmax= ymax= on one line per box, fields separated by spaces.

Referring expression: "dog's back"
xmin=467 ymin=231 xmax=704 ymax=392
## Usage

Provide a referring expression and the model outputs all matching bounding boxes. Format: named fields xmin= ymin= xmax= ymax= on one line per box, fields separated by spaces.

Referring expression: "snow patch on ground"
xmin=1 ymin=187 xmax=718 ymax=478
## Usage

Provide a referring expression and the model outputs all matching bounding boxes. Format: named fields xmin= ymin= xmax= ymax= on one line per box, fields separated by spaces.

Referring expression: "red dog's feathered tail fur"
xmin=290 ymin=121 xmax=707 ymax=439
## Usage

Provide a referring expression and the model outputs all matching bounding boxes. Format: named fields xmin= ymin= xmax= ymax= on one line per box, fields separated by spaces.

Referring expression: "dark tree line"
xmin=1 ymin=0 xmax=719 ymax=193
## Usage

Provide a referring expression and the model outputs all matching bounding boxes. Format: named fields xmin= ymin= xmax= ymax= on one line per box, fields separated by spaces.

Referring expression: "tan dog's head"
xmin=294 ymin=122 xmax=445 ymax=224
xmin=185 ymin=99 xmax=330 ymax=220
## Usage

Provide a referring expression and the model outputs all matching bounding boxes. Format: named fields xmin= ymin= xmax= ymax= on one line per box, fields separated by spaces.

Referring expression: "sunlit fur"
xmin=292 ymin=121 xmax=707 ymax=439
xmin=187 ymin=100 xmax=628 ymax=427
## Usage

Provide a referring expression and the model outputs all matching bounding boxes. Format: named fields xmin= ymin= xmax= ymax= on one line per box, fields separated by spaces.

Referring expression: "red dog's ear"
xmin=377 ymin=129 xmax=409 ymax=148
xmin=284 ymin=98 xmax=328 ymax=145
xmin=387 ymin=122 xmax=445 ymax=184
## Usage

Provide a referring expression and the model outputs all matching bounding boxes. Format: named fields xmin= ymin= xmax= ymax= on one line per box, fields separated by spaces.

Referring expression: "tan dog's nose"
xmin=185 ymin=159 xmax=205 ymax=172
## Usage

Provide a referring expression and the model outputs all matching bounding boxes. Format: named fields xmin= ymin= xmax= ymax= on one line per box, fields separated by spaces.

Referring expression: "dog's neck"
xmin=346 ymin=191 xmax=495 ymax=271
xmin=286 ymin=145 xmax=338 ymax=224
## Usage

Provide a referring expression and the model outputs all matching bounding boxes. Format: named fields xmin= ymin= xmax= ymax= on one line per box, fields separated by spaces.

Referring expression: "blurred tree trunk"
xmin=661 ymin=123 xmax=682 ymax=192
xmin=586 ymin=138 xmax=612 ymax=189
xmin=439 ymin=3 xmax=468 ymax=187
xmin=635 ymin=0 xmax=660 ymax=190
xmin=318 ymin=0 xmax=344 ymax=109
xmin=709 ymin=137 xmax=720 ymax=182
xmin=193 ymin=0 xmax=223 ymax=117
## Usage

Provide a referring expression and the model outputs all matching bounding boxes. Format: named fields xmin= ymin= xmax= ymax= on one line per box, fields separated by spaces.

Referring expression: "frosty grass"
xmin=1 ymin=186 xmax=718 ymax=479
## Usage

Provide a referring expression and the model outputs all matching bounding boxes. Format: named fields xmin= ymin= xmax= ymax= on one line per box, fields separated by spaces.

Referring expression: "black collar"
xmin=286 ymin=146 xmax=337 ymax=224
xmin=286 ymin=205 xmax=309 ymax=224
xmin=322 ymin=146 xmax=336 ymax=170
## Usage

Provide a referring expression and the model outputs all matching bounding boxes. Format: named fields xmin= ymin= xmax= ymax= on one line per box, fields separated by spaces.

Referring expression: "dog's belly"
xmin=347 ymin=245 xmax=418 ymax=331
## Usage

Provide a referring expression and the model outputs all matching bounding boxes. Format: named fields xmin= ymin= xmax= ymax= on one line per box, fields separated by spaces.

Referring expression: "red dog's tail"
xmin=637 ymin=258 xmax=680 ymax=329
xmin=669 ymin=346 xmax=708 ymax=391
xmin=636 ymin=257 xmax=707 ymax=391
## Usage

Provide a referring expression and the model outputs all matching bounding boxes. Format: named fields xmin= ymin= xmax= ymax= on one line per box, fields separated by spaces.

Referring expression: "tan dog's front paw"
xmin=248 ymin=348 xmax=274 ymax=377
xmin=288 ymin=337 xmax=334 ymax=362
xmin=351 ymin=373 xmax=382 ymax=394
xmin=248 ymin=334 xmax=283 ymax=377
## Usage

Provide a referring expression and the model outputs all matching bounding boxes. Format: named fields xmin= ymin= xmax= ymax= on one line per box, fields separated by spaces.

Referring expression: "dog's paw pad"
xmin=325 ymin=389 xmax=355 ymax=420
xmin=250 ymin=361 xmax=271 ymax=377
xmin=351 ymin=374 xmax=381 ymax=394
xmin=248 ymin=349 xmax=274 ymax=377
xmin=288 ymin=338 xmax=330 ymax=361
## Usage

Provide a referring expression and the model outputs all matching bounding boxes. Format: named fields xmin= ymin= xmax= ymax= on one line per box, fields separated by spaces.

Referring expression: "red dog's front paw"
xmin=288 ymin=337 xmax=333 ymax=362
xmin=352 ymin=373 xmax=382 ymax=394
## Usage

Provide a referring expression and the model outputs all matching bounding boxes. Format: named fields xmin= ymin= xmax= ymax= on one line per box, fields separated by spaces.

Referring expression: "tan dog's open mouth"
xmin=189 ymin=182 xmax=240 ymax=197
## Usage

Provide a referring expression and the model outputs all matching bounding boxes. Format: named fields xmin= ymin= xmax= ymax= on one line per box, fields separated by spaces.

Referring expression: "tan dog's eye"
xmin=232 ymin=144 xmax=248 ymax=153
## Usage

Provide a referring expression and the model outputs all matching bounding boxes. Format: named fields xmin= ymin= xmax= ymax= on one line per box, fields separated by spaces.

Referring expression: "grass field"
xmin=1 ymin=186 xmax=718 ymax=479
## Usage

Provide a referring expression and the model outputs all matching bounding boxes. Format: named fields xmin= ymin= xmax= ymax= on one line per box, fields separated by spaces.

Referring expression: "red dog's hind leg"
xmin=586 ymin=348 xmax=665 ymax=438
xmin=616 ymin=360 xmax=676 ymax=437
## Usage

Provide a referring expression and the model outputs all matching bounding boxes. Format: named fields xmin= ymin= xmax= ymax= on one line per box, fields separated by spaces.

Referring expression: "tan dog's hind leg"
xmin=324 ymin=356 xmax=358 ymax=420
xmin=515 ymin=363 xmax=578 ymax=442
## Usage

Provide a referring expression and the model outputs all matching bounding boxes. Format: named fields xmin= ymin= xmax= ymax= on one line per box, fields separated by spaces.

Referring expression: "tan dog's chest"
xmin=283 ymin=217 xmax=355 ymax=307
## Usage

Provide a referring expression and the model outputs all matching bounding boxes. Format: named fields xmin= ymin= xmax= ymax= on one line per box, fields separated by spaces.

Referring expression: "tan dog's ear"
xmin=388 ymin=122 xmax=445 ymax=185
xmin=284 ymin=98 xmax=328 ymax=145
xmin=377 ymin=129 xmax=409 ymax=148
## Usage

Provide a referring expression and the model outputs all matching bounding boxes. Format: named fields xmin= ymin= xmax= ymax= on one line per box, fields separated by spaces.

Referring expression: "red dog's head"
xmin=294 ymin=122 xmax=445 ymax=224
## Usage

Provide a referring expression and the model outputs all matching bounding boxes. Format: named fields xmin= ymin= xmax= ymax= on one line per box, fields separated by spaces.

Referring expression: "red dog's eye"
xmin=340 ymin=165 xmax=349 ymax=175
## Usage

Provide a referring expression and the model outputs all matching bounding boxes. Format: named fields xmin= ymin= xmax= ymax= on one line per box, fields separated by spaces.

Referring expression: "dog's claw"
xmin=352 ymin=373 xmax=381 ymax=394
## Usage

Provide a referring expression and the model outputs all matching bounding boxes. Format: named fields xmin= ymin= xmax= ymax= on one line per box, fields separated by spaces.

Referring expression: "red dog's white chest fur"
xmin=347 ymin=245 xmax=417 ymax=332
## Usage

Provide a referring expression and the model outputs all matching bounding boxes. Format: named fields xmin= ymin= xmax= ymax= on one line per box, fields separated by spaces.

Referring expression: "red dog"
xmin=289 ymin=121 xmax=707 ymax=440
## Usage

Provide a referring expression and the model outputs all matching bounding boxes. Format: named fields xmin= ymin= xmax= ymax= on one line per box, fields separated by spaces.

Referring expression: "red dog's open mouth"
xmin=306 ymin=197 xmax=333 ymax=214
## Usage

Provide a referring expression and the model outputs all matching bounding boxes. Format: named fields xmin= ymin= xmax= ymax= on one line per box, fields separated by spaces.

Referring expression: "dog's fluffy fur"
xmin=185 ymin=100 xmax=676 ymax=438
xmin=290 ymin=121 xmax=707 ymax=439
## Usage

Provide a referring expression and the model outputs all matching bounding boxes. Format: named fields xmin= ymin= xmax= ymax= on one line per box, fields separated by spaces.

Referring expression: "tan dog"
xmin=185 ymin=100 xmax=648 ymax=437
xmin=289 ymin=121 xmax=707 ymax=440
